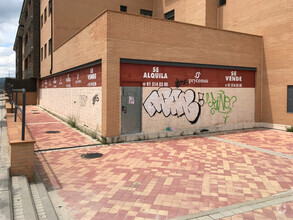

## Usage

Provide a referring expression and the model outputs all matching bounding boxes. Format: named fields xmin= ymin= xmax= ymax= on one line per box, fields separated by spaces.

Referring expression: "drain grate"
xmin=81 ymin=153 xmax=103 ymax=159
xmin=45 ymin=131 xmax=60 ymax=134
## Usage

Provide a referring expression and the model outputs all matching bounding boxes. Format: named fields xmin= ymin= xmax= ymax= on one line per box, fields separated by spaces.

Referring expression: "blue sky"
xmin=0 ymin=0 xmax=23 ymax=78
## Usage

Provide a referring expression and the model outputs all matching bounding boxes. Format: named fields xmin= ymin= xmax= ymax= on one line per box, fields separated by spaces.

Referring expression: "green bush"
xmin=286 ymin=126 xmax=293 ymax=132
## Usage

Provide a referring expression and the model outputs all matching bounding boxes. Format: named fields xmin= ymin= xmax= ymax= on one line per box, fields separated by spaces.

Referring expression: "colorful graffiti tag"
xmin=206 ymin=90 xmax=237 ymax=123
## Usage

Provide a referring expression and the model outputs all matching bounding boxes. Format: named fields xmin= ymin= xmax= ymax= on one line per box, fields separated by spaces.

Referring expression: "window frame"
xmin=48 ymin=39 xmax=52 ymax=55
xmin=25 ymin=58 xmax=28 ymax=69
xmin=219 ymin=0 xmax=226 ymax=6
xmin=41 ymin=14 xmax=43 ymax=28
xmin=44 ymin=43 xmax=47 ymax=59
xmin=44 ymin=7 xmax=47 ymax=23
xmin=140 ymin=9 xmax=153 ymax=17
xmin=24 ymin=34 xmax=28 ymax=45
xmin=164 ymin=9 xmax=175 ymax=20
xmin=41 ymin=47 xmax=43 ymax=61
xmin=120 ymin=5 xmax=127 ymax=12
xmin=48 ymin=0 xmax=52 ymax=16
xmin=288 ymin=85 xmax=293 ymax=113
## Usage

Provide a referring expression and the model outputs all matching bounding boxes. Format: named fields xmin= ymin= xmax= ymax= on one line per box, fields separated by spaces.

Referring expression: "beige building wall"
xmin=40 ymin=0 xmax=52 ymax=77
xmin=42 ymin=11 xmax=262 ymax=137
xmin=52 ymin=14 xmax=107 ymax=74
xmin=218 ymin=0 xmax=293 ymax=125
xmin=206 ymin=0 xmax=218 ymax=28
xmin=42 ymin=0 xmax=221 ymax=77
xmin=107 ymin=11 xmax=262 ymax=137
xmin=53 ymin=0 xmax=153 ymax=50
xmin=44 ymin=13 xmax=106 ymax=132
xmin=153 ymin=0 xmax=218 ymax=27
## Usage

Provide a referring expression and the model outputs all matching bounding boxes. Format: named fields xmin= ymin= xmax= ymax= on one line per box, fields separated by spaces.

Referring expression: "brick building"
xmin=14 ymin=0 xmax=40 ymax=80
xmin=15 ymin=0 xmax=293 ymax=141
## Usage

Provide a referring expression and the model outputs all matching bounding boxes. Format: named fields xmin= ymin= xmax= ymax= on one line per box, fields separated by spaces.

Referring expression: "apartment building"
xmin=15 ymin=0 xmax=293 ymax=141
xmin=218 ymin=0 xmax=293 ymax=126
xmin=14 ymin=0 xmax=40 ymax=80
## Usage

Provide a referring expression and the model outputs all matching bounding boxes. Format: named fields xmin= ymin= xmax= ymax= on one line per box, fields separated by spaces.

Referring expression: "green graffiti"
xmin=206 ymin=90 xmax=237 ymax=123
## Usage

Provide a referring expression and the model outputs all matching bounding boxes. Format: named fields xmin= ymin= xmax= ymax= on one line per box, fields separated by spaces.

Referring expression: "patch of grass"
xmin=286 ymin=126 xmax=293 ymax=132
xmin=67 ymin=117 xmax=103 ymax=143
xmin=88 ymin=130 xmax=97 ymax=139
xmin=99 ymin=136 xmax=107 ymax=145
xmin=67 ymin=116 xmax=77 ymax=128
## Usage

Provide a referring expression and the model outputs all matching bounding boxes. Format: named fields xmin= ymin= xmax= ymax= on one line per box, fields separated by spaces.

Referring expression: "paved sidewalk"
xmin=216 ymin=129 xmax=293 ymax=156
xmin=18 ymin=106 xmax=292 ymax=219
xmin=23 ymin=106 xmax=293 ymax=220
xmin=34 ymin=138 xmax=293 ymax=219
xmin=26 ymin=106 xmax=96 ymax=151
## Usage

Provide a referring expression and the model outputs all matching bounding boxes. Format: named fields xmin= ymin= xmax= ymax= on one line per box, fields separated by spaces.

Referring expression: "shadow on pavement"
xmin=35 ymin=152 xmax=63 ymax=191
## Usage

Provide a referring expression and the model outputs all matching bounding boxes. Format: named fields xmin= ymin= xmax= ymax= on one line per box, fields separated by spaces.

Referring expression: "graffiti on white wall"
xmin=206 ymin=90 xmax=237 ymax=123
xmin=79 ymin=95 xmax=88 ymax=107
xmin=92 ymin=94 xmax=99 ymax=105
xmin=143 ymin=88 xmax=204 ymax=124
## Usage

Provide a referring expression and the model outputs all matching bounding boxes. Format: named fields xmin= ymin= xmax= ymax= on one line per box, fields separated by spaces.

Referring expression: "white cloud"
xmin=0 ymin=0 xmax=22 ymax=78
xmin=0 ymin=0 xmax=22 ymax=46
xmin=0 ymin=0 xmax=23 ymax=23
xmin=0 ymin=20 xmax=19 ymax=46
xmin=0 ymin=46 xmax=15 ymax=78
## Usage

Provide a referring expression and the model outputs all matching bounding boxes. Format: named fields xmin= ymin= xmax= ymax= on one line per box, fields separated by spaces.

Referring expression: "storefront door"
xmin=121 ymin=87 xmax=142 ymax=134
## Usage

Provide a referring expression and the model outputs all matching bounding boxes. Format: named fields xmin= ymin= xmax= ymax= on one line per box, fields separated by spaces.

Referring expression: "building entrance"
xmin=121 ymin=87 xmax=142 ymax=134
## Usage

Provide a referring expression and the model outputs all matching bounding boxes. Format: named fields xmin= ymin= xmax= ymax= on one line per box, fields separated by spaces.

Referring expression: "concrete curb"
xmin=174 ymin=189 xmax=293 ymax=220
xmin=12 ymin=176 xmax=38 ymax=220
xmin=0 ymin=167 xmax=13 ymax=220
xmin=0 ymin=94 xmax=13 ymax=220
xmin=33 ymin=171 xmax=59 ymax=219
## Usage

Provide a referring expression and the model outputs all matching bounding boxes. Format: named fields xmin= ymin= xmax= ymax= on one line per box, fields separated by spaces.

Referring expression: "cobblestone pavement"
xmin=26 ymin=106 xmax=293 ymax=219
xmin=26 ymin=106 xmax=95 ymax=151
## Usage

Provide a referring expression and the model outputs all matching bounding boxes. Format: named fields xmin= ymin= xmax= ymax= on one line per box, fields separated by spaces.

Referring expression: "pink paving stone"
xmin=34 ymin=133 xmax=293 ymax=219
xmin=218 ymin=129 xmax=293 ymax=155
xmin=27 ymin=122 xmax=94 ymax=150
xmin=26 ymin=106 xmax=59 ymax=123
xmin=25 ymin=106 xmax=95 ymax=150
xmin=27 ymin=109 xmax=293 ymax=220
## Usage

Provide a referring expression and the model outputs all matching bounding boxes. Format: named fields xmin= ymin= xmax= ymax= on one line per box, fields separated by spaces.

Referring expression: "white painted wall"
xmin=142 ymin=87 xmax=255 ymax=133
xmin=39 ymin=87 xmax=102 ymax=132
